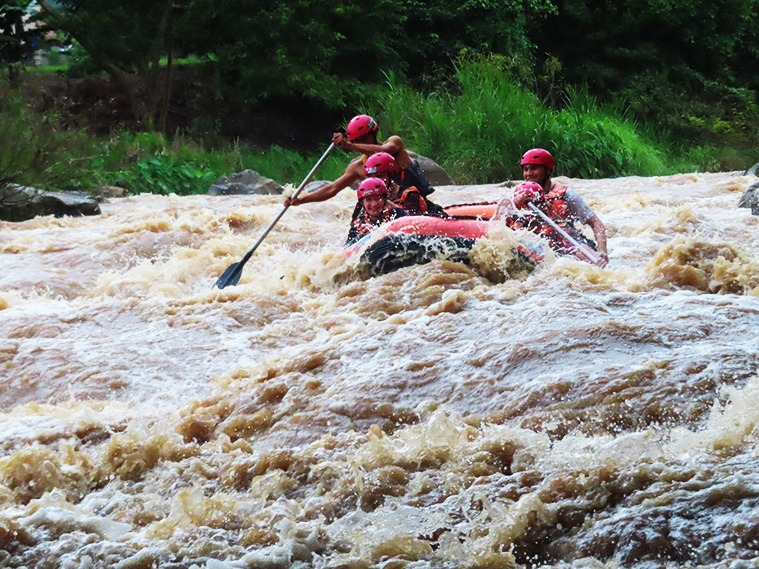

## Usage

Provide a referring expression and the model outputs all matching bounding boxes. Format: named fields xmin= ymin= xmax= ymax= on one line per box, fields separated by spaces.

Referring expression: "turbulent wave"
xmin=1 ymin=173 xmax=758 ymax=568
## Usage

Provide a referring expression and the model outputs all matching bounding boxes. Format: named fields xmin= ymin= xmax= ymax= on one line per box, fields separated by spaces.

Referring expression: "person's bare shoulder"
xmin=385 ymin=135 xmax=406 ymax=149
xmin=347 ymin=157 xmax=365 ymax=173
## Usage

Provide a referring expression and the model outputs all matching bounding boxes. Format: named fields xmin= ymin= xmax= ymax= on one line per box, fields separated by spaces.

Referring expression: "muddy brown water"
xmin=1 ymin=173 xmax=758 ymax=568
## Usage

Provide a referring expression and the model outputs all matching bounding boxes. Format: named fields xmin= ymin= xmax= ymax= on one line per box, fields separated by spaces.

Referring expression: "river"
xmin=1 ymin=172 xmax=758 ymax=568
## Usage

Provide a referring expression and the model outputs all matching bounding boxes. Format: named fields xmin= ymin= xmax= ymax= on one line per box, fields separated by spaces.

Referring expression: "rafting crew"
xmin=284 ymin=114 xmax=438 ymax=214
xmin=497 ymin=148 xmax=609 ymax=267
xmin=345 ymin=178 xmax=407 ymax=245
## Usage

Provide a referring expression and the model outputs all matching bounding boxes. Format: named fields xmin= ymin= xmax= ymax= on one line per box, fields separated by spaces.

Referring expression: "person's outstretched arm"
xmin=332 ymin=133 xmax=405 ymax=159
xmin=286 ymin=161 xmax=363 ymax=207
xmin=587 ymin=215 xmax=608 ymax=267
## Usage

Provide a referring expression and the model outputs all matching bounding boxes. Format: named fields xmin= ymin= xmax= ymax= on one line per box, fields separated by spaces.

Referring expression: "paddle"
xmin=213 ymin=143 xmax=336 ymax=289
xmin=526 ymin=202 xmax=603 ymax=265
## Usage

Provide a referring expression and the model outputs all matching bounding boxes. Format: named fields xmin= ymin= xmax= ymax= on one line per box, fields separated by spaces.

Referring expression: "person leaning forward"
xmin=284 ymin=114 xmax=436 ymax=209
xmin=498 ymin=148 xmax=609 ymax=267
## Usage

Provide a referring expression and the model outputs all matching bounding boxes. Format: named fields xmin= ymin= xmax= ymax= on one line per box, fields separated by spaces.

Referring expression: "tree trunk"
xmin=158 ymin=41 xmax=174 ymax=134
xmin=37 ymin=0 xmax=176 ymax=132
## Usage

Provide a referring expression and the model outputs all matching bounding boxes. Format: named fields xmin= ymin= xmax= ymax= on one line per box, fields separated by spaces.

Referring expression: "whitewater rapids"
xmin=1 ymin=172 xmax=758 ymax=569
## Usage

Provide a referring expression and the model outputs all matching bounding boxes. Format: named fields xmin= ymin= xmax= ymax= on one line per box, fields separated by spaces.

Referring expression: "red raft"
xmin=343 ymin=204 xmax=545 ymax=275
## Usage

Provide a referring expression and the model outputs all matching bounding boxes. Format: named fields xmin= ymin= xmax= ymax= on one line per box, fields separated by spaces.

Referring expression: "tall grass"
xmin=366 ymin=58 xmax=671 ymax=182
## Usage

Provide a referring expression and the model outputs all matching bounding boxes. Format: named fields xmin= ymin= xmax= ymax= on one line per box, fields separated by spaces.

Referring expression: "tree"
xmin=188 ymin=0 xmax=401 ymax=108
xmin=535 ymin=0 xmax=759 ymax=129
xmin=38 ymin=0 xmax=187 ymax=131
xmin=390 ymin=0 xmax=557 ymax=87
xmin=0 ymin=0 xmax=47 ymax=82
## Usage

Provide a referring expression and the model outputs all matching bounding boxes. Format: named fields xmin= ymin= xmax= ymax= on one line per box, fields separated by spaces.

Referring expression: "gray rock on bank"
xmin=303 ymin=180 xmax=331 ymax=194
xmin=208 ymin=170 xmax=283 ymax=196
xmin=408 ymin=152 xmax=455 ymax=186
xmin=208 ymin=153 xmax=451 ymax=197
xmin=0 ymin=185 xmax=101 ymax=222
xmin=94 ymin=185 xmax=130 ymax=198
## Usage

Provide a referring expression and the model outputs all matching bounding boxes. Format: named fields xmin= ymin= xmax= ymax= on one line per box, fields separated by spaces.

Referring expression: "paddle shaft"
xmin=215 ymin=143 xmax=335 ymax=288
xmin=527 ymin=202 xmax=602 ymax=265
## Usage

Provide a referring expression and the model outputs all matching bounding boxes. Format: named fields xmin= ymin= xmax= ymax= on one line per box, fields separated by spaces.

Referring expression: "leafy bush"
xmin=0 ymin=87 xmax=100 ymax=192
xmin=101 ymin=135 xmax=347 ymax=195
xmin=365 ymin=57 xmax=668 ymax=182
xmin=111 ymin=155 xmax=217 ymax=195
xmin=60 ymin=40 xmax=101 ymax=77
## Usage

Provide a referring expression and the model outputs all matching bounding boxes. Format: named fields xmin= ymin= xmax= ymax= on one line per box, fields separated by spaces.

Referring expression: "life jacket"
xmin=393 ymin=160 xmax=434 ymax=196
xmin=517 ymin=184 xmax=593 ymax=255
xmin=346 ymin=203 xmax=406 ymax=245
xmin=542 ymin=184 xmax=571 ymax=222
xmin=393 ymin=187 xmax=427 ymax=215
xmin=362 ymin=152 xmax=434 ymax=196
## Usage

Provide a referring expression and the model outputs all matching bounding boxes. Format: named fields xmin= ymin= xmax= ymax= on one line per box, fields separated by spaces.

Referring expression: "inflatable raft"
xmin=344 ymin=205 xmax=545 ymax=275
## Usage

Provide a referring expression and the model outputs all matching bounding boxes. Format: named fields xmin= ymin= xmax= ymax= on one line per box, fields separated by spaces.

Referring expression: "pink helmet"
xmin=520 ymin=148 xmax=554 ymax=171
xmin=347 ymin=114 xmax=378 ymax=142
xmin=357 ymin=178 xmax=388 ymax=199
xmin=364 ymin=152 xmax=396 ymax=175
xmin=514 ymin=182 xmax=544 ymax=201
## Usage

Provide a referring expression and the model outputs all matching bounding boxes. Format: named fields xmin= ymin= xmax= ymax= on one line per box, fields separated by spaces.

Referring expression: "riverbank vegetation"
xmin=1 ymin=0 xmax=758 ymax=194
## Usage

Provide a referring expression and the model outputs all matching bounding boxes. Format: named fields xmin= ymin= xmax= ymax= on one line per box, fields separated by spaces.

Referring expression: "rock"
xmin=94 ymin=185 xmax=130 ymax=198
xmin=745 ymin=162 xmax=759 ymax=176
xmin=0 ymin=185 xmax=101 ymax=222
xmin=302 ymin=180 xmax=331 ymax=194
xmin=497 ymin=180 xmax=520 ymax=188
xmin=208 ymin=170 xmax=283 ymax=196
xmin=738 ymin=181 xmax=759 ymax=215
xmin=408 ymin=152 xmax=455 ymax=186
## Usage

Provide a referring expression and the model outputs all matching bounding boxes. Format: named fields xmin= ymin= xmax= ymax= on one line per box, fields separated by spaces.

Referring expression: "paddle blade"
xmin=214 ymin=262 xmax=243 ymax=289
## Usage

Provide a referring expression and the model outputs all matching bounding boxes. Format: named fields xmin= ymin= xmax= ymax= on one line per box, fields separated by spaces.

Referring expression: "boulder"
xmin=94 ymin=185 xmax=130 ymax=198
xmin=745 ymin=162 xmax=759 ymax=176
xmin=0 ymin=185 xmax=101 ymax=222
xmin=738 ymin=180 xmax=759 ymax=215
xmin=302 ymin=180 xmax=331 ymax=194
xmin=208 ymin=170 xmax=283 ymax=196
xmin=408 ymin=152 xmax=455 ymax=186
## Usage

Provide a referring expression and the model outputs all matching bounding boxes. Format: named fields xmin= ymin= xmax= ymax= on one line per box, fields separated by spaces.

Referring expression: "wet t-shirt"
xmin=562 ymin=188 xmax=596 ymax=224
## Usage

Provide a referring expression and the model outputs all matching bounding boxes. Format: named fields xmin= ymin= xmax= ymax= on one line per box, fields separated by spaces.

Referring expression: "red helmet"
xmin=357 ymin=178 xmax=388 ymax=199
xmin=364 ymin=152 xmax=396 ymax=175
xmin=347 ymin=114 xmax=378 ymax=142
xmin=520 ymin=148 xmax=554 ymax=171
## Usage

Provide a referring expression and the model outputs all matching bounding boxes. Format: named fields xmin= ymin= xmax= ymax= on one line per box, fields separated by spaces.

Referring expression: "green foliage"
xmin=45 ymin=0 xmax=174 ymax=71
xmin=0 ymin=86 xmax=98 ymax=191
xmin=1 ymin=0 xmax=45 ymax=79
xmin=100 ymin=137 xmax=347 ymax=196
xmin=61 ymin=39 xmax=100 ymax=77
xmin=2 ymin=85 xmax=349 ymax=198
xmin=534 ymin=0 xmax=759 ymax=144
xmin=365 ymin=57 xmax=667 ymax=182
xmin=111 ymin=155 xmax=216 ymax=196
xmin=39 ymin=0 xmax=195 ymax=130
xmin=393 ymin=0 xmax=557 ymax=86
xmin=239 ymin=145 xmax=346 ymax=185
xmin=189 ymin=0 xmax=399 ymax=108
